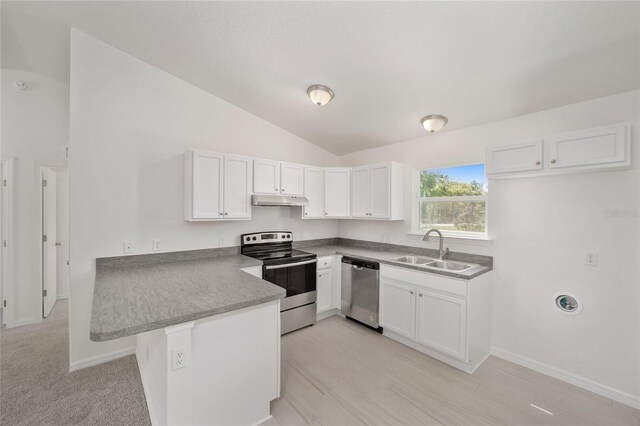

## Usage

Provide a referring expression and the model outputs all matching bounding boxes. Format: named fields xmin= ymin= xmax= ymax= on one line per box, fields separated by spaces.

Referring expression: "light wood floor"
xmin=268 ymin=316 xmax=639 ymax=426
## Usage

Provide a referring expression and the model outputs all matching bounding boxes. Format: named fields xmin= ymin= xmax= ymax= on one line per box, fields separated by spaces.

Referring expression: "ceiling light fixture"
xmin=307 ymin=85 xmax=334 ymax=106
xmin=420 ymin=114 xmax=448 ymax=133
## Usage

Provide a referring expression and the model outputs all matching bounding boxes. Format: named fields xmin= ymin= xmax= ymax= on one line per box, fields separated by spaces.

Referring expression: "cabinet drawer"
xmin=380 ymin=265 xmax=466 ymax=298
xmin=317 ymin=256 xmax=333 ymax=270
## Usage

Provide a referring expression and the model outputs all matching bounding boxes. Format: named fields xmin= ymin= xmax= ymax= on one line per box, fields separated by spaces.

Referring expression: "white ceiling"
xmin=2 ymin=1 xmax=639 ymax=155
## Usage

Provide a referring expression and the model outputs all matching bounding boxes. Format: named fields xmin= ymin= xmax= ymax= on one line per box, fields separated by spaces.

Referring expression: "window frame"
xmin=411 ymin=165 xmax=490 ymax=241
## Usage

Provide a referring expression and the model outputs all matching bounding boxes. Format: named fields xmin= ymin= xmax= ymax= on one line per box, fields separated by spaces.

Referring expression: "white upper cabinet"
xmin=350 ymin=162 xmax=403 ymax=220
xmin=253 ymin=160 xmax=304 ymax=196
xmin=351 ymin=166 xmax=370 ymax=218
xmin=280 ymin=163 xmax=304 ymax=196
xmin=486 ymin=139 xmax=543 ymax=176
xmin=184 ymin=150 xmax=251 ymax=221
xmin=486 ymin=124 xmax=630 ymax=179
xmin=223 ymin=155 xmax=252 ymax=219
xmin=187 ymin=150 xmax=223 ymax=220
xmin=253 ymin=159 xmax=281 ymax=194
xmin=548 ymin=124 xmax=629 ymax=170
xmin=303 ymin=166 xmax=324 ymax=218
xmin=324 ymin=168 xmax=351 ymax=218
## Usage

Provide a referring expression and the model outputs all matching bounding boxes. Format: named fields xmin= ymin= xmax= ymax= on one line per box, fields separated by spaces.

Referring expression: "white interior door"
xmin=42 ymin=167 xmax=57 ymax=317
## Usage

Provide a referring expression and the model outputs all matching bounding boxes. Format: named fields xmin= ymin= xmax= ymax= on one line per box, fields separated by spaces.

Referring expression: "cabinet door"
xmin=253 ymin=159 xmax=280 ymax=194
xmin=324 ymin=168 xmax=351 ymax=218
xmin=369 ymin=163 xmax=390 ymax=218
xmin=280 ymin=163 xmax=304 ymax=196
xmin=316 ymin=269 xmax=333 ymax=314
xmin=303 ymin=167 xmax=324 ymax=218
xmin=486 ymin=140 xmax=543 ymax=175
xmin=223 ymin=155 xmax=252 ymax=219
xmin=548 ymin=125 xmax=627 ymax=169
xmin=192 ymin=151 xmax=223 ymax=219
xmin=416 ymin=289 xmax=467 ymax=361
xmin=351 ymin=166 xmax=370 ymax=218
xmin=380 ymin=278 xmax=416 ymax=340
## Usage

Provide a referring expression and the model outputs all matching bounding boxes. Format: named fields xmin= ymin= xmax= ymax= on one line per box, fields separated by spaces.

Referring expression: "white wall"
xmin=69 ymin=30 xmax=339 ymax=367
xmin=1 ymin=69 xmax=69 ymax=325
xmin=338 ymin=91 xmax=640 ymax=403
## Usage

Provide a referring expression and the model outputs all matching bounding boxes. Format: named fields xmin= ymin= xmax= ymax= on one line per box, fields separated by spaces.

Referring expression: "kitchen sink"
xmin=389 ymin=255 xmax=435 ymax=265
xmin=424 ymin=260 xmax=473 ymax=272
xmin=389 ymin=255 xmax=476 ymax=272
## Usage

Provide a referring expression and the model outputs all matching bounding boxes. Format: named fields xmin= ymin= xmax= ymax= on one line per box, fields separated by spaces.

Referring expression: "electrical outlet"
xmin=172 ymin=347 xmax=188 ymax=370
xmin=585 ymin=252 xmax=598 ymax=266
xmin=123 ymin=241 xmax=134 ymax=254
xmin=153 ymin=239 xmax=162 ymax=251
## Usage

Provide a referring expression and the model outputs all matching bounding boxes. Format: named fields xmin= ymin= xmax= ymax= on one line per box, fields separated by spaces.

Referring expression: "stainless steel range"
xmin=241 ymin=232 xmax=317 ymax=334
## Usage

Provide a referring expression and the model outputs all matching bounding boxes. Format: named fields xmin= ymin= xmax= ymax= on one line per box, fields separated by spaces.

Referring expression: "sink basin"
xmin=424 ymin=260 xmax=473 ymax=272
xmin=389 ymin=255 xmax=435 ymax=265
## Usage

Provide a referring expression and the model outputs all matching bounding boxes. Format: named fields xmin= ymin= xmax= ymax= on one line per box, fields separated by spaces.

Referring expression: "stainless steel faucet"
xmin=423 ymin=229 xmax=449 ymax=260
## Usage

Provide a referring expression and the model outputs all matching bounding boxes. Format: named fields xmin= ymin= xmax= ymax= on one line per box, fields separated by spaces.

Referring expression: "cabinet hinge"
xmin=42 ymin=179 xmax=47 ymax=187
xmin=3 ymin=240 xmax=6 ymax=248
xmin=43 ymin=290 xmax=47 ymax=297
xmin=3 ymin=300 xmax=6 ymax=308
xmin=3 ymin=179 xmax=6 ymax=187
xmin=42 ymin=235 xmax=47 ymax=242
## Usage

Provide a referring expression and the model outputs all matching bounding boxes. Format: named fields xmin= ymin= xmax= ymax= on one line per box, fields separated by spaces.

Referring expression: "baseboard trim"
xmin=69 ymin=346 xmax=136 ymax=372
xmin=316 ymin=308 xmax=340 ymax=321
xmin=491 ymin=347 xmax=640 ymax=410
xmin=13 ymin=317 xmax=38 ymax=327
xmin=57 ymin=293 xmax=69 ymax=300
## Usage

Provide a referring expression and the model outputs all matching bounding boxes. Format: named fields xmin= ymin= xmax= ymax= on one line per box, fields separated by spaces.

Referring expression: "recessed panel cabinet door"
xmin=192 ymin=151 xmax=223 ymax=219
xmin=416 ymin=290 xmax=467 ymax=361
xmin=380 ymin=279 xmax=416 ymax=340
xmin=486 ymin=140 xmax=543 ymax=175
xmin=351 ymin=166 xmax=370 ymax=218
xmin=316 ymin=269 xmax=333 ymax=314
xmin=223 ymin=155 xmax=252 ymax=219
xmin=280 ymin=163 xmax=304 ymax=196
xmin=303 ymin=167 xmax=324 ymax=218
xmin=369 ymin=164 xmax=390 ymax=218
xmin=548 ymin=125 xmax=627 ymax=169
xmin=324 ymin=168 xmax=351 ymax=217
xmin=253 ymin=159 xmax=280 ymax=194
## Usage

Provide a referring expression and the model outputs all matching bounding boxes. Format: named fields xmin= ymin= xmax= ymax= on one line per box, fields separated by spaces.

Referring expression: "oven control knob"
xmin=287 ymin=235 xmax=291 ymax=239
xmin=252 ymin=237 xmax=257 ymax=241
xmin=245 ymin=237 xmax=250 ymax=242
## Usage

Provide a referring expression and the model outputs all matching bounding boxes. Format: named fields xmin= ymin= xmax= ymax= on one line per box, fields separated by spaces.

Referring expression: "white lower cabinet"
xmin=380 ymin=265 xmax=491 ymax=373
xmin=416 ymin=289 xmax=467 ymax=360
xmin=316 ymin=269 xmax=333 ymax=314
xmin=380 ymin=279 xmax=415 ymax=339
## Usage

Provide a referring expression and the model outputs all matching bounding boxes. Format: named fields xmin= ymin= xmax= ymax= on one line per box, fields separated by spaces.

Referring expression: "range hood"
xmin=251 ymin=194 xmax=309 ymax=207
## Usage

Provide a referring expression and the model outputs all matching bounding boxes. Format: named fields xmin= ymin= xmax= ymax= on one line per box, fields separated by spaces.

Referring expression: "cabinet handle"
xmin=219 ymin=212 xmax=224 ymax=216
xmin=535 ymin=161 xmax=541 ymax=165
xmin=410 ymin=291 xmax=414 ymax=295
xmin=419 ymin=293 xmax=423 ymax=297
xmin=551 ymin=159 xmax=557 ymax=164
xmin=282 ymin=189 xmax=286 ymax=192
xmin=304 ymin=212 xmax=308 ymax=216
xmin=325 ymin=212 xmax=328 ymax=215
xmin=274 ymin=188 xmax=278 ymax=191
xmin=224 ymin=212 xmax=228 ymax=215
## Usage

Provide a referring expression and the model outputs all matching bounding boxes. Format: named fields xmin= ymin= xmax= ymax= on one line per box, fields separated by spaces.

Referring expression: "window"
xmin=417 ymin=163 xmax=488 ymax=238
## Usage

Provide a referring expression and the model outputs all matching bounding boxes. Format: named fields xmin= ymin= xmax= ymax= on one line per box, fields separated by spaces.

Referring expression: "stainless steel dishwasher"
xmin=341 ymin=257 xmax=382 ymax=332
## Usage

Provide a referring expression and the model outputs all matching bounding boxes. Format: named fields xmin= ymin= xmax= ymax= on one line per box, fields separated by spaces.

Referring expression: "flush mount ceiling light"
xmin=420 ymin=114 xmax=448 ymax=133
xmin=307 ymin=85 xmax=334 ymax=106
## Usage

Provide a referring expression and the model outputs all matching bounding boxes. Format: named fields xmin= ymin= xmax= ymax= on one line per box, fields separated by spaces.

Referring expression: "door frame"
xmin=36 ymin=160 xmax=68 ymax=319
xmin=1 ymin=157 xmax=15 ymax=328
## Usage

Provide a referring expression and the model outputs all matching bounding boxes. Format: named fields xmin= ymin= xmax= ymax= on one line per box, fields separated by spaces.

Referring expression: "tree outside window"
xmin=419 ymin=164 xmax=487 ymax=235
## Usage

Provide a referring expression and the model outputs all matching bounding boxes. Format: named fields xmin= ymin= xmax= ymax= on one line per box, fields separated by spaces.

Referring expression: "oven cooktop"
xmin=240 ymin=231 xmax=316 ymax=265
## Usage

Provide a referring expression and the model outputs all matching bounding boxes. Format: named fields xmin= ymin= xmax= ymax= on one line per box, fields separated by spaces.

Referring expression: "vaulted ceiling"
xmin=3 ymin=1 xmax=639 ymax=155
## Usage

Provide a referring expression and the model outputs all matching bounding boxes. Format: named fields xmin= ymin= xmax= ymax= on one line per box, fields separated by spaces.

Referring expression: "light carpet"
xmin=0 ymin=300 xmax=151 ymax=425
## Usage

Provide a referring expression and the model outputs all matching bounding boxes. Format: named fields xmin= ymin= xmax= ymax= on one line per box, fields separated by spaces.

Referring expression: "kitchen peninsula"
xmin=90 ymin=250 xmax=285 ymax=426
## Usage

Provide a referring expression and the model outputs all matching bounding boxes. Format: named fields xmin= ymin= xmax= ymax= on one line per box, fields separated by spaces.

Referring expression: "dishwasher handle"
xmin=341 ymin=256 xmax=380 ymax=270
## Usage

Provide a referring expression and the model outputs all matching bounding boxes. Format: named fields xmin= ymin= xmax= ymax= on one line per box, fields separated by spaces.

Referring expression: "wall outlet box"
xmin=172 ymin=347 xmax=188 ymax=370
xmin=153 ymin=239 xmax=162 ymax=251
xmin=585 ymin=252 xmax=598 ymax=266
xmin=123 ymin=241 xmax=134 ymax=254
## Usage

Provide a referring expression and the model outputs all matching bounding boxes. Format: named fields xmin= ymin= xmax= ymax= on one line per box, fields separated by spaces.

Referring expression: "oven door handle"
xmin=264 ymin=259 xmax=318 ymax=270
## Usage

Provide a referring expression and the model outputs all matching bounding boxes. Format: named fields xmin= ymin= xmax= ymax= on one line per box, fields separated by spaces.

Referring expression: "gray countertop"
xmin=299 ymin=244 xmax=492 ymax=279
xmin=90 ymin=254 xmax=284 ymax=342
